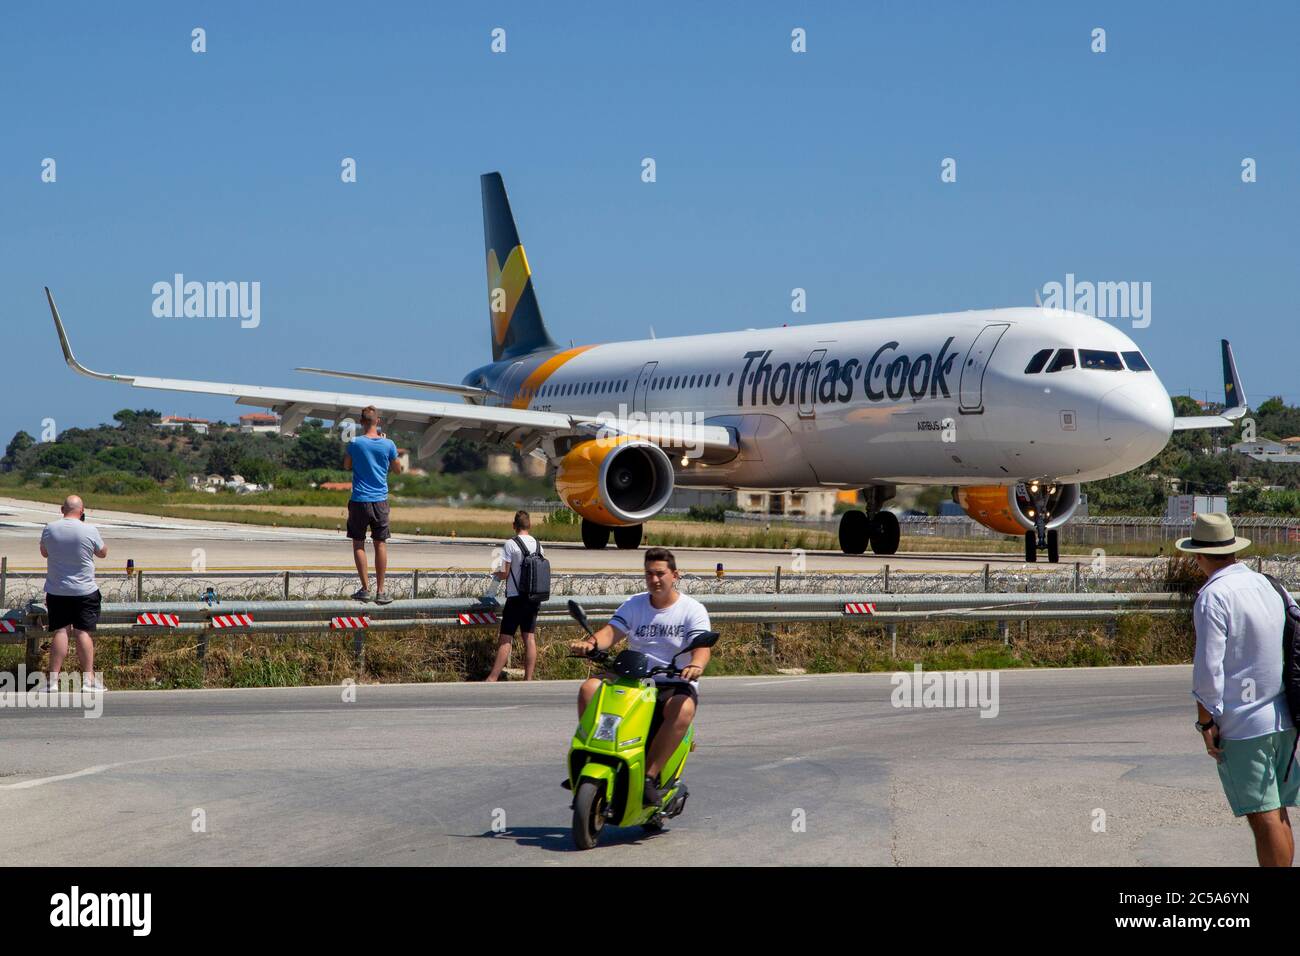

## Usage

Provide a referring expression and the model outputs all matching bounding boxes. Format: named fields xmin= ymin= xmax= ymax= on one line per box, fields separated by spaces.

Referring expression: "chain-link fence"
xmin=724 ymin=511 xmax=1300 ymax=549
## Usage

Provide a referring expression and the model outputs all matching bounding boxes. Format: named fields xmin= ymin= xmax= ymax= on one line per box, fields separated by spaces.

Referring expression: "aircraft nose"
xmin=1098 ymin=382 xmax=1174 ymax=463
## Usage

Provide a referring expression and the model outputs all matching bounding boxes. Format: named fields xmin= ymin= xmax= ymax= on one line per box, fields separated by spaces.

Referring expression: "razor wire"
xmin=4 ymin=556 xmax=1299 ymax=607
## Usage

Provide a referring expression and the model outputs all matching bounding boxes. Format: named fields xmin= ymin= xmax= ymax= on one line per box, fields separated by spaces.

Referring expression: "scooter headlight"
xmin=593 ymin=714 xmax=621 ymax=741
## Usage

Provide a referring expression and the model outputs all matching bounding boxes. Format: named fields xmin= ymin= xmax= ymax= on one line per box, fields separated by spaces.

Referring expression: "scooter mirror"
xmin=687 ymin=630 xmax=720 ymax=650
xmin=567 ymin=600 xmax=590 ymax=631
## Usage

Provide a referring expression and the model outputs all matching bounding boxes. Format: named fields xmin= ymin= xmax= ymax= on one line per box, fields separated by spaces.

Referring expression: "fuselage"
xmin=464 ymin=307 xmax=1174 ymax=490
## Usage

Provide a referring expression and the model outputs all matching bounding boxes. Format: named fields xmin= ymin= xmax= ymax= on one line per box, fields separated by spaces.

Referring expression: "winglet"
xmin=1221 ymin=339 xmax=1247 ymax=419
xmin=44 ymin=287 xmax=133 ymax=383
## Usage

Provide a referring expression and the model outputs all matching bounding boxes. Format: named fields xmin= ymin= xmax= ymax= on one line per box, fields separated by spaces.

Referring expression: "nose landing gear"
xmin=1022 ymin=481 xmax=1061 ymax=563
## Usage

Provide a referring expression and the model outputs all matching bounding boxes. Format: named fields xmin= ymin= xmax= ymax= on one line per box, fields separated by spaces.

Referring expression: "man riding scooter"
xmin=570 ymin=547 xmax=712 ymax=807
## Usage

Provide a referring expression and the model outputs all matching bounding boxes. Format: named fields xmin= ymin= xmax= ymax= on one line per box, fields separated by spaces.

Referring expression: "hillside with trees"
xmin=0 ymin=410 xmax=551 ymax=502
xmin=1082 ymin=395 xmax=1300 ymax=515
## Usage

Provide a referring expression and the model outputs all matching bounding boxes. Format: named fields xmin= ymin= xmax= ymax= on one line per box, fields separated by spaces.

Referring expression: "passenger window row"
xmin=650 ymin=372 xmax=730 ymax=391
xmin=526 ymin=370 xmax=737 ymax=401
xmin=527 ymin=379 xmax=629 ymax=400
xmin=1024 ymin=348 xmax=1151 ymax=374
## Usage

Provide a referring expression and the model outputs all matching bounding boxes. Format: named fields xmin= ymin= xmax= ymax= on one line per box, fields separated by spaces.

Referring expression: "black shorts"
xmin=648 ymin=681 xmax=699 ymax=747
xmin=499 ymin=595 xmax=540 ymax=636
xmin=654 ymin=681 xmax=699 ymax=707
xmin=347 ymin=500 xmax=391 ymax=541
xmin=46 ymin=590 xmax=102 ymax=633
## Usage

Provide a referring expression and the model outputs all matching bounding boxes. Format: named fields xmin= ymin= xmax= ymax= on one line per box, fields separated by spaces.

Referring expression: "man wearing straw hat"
xmin=1178 ymin=511 xmax=1299 ymax=866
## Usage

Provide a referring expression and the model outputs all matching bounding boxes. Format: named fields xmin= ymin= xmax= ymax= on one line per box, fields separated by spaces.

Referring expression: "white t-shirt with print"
xmin=501 ymin=533 xmax=539 ymax=598
xmin=609 ymin=591 xmax=711 ymax=688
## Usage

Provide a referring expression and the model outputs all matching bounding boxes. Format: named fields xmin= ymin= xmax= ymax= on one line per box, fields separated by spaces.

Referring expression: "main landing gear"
xmin=838 ymin=494 xmax=901 ymax=556
xmin=581 ymin=518 xmax=643 ymax=550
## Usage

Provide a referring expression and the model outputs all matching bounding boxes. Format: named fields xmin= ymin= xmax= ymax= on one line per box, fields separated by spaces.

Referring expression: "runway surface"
xmin=0 ymin=667 xmax=1262 ymax=866
xmin=0 ymin=497 xmax=1141 ymax=575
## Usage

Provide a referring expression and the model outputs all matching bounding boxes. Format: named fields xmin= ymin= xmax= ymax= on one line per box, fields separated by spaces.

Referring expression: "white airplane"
xmin=44 ymin=172 xmax=1247 ymax=562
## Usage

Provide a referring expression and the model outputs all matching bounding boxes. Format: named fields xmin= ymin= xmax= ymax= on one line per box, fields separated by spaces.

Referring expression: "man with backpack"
xmin=1179 ymin=512 xmax=1300 ymax=866
xmin=487 ymin=510 xmax=550 ymax=681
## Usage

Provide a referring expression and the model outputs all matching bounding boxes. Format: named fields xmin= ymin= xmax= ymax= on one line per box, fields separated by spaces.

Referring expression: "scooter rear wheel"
xmin=572 ymin=779 xmax=606 ymax=850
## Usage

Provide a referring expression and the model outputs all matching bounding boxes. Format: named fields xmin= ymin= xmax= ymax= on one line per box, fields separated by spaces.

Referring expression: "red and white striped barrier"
xmin=843 ymin=602 xmax=877 ymax=615
xmin=458 ymin=611 xmax=499 ymax=626
xmin=330 ymin=616 xmax=370 ymax=629
xmin=0 ymin=621 xmax=17 ymax=633
xmin=210 ymin=613 xmax=255 ymax=629
xmin=136 ymin=613 xmax=180 ymax=627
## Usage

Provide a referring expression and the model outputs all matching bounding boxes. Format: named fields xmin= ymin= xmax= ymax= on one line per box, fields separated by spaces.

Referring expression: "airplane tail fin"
xmin=1221 ymin=339 xmax=1248 ymax=414
xmin=482 ymin=172 xmax=557 ymax=362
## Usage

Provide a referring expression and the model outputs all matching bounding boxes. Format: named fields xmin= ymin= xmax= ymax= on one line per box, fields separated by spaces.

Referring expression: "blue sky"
xmin=2 ymin=1 xmax=1296 ymax=444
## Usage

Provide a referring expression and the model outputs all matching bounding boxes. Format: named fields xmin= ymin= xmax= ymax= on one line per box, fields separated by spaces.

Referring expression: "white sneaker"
xmin=81 ymin=677 xmax=106 ymax=693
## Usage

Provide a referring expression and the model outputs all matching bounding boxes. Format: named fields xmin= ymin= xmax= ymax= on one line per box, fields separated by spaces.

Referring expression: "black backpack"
xmin=511 ymin=535 xmax=551 ymax=604
xmin=1264 ymin=575 xmax=1300 ymax=781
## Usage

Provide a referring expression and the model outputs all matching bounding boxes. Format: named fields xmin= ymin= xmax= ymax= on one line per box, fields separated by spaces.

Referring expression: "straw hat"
xmin=1174 ymin=512 xmax=1251 ymax=555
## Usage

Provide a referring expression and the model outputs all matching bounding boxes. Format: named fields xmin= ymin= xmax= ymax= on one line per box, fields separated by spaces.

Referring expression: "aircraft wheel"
xmin=613 ymin=524 xmax=643 ymax=550
xmin=870 ymin=511 xmax=900 ymax=555
xmin=1047 ymin=529 xmax=1060 ymax=564
xmin=839 ymin=510 xmax=869 ymax=555
xmin=1024 ymin=531 xmax=1037 ymax=563
xmin=581 ymin=519 xmax=611 ymax=550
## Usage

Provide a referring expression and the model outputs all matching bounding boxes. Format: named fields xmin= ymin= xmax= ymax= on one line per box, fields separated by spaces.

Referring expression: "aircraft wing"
xmin=294 ymin=366 xmax=493 ymax=399
xmin=45 ymin=289 xmax=736 ymax=461
xmin=1172 ymin=339 xmax=1249 ymax=431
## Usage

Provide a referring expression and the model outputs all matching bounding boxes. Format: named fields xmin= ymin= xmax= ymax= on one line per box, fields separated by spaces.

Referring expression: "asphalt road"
xmin=0 ymin=496 xmax=1139 ymax=575
xmin=0 ymin=667 xmax=1266 ymax=866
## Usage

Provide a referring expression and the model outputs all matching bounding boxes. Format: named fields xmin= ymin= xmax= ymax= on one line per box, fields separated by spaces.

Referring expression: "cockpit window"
xmin=1079 ymin=349 xmax=1123 ymax=371
xmin=1045 ymin=349 xmax=1076 ymax=373
xmin=1122 ymin=350 xmax=1151 ymax=372
xmin=1024 ymin=349 xmax=1053 ymax=374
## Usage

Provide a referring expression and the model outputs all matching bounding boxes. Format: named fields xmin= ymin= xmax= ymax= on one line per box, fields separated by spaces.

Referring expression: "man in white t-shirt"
xmin=487 ymin=510 xmax=542 ymax=681
xmin=570 ymin=547 xmax=713 ymax=805
xmin=39 ymin=494 xmax=109 ymax=691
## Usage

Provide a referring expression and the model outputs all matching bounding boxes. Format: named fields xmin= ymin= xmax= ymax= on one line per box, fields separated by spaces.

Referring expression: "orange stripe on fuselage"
xmin=509 ymin=345 xmax=597 ymax=408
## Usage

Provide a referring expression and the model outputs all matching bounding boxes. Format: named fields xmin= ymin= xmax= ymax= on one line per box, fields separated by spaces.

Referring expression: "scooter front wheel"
xmin=572 ymin=779 xmax=607 ymax=850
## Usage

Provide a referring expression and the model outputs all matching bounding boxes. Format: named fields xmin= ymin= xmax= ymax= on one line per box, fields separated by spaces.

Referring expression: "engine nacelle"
xmin=554 ymin=437 xmax=675 ymax=527
xmin=954 ymin=483 xmax=1081 ymax=535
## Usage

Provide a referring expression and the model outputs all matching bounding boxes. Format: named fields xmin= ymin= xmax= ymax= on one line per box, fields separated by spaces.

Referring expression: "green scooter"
xmin=564 ymin=600 xmax=719 ymax=850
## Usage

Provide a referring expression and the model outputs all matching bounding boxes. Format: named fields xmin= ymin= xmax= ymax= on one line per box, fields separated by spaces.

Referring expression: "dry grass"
xmin=0 ymin=614 xmax=1197 ymax=690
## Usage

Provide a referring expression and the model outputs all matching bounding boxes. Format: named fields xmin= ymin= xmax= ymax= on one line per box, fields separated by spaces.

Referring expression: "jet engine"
xmin=554 ymin=437 xmax=675 ymax=527
xmin=954 ymin=482 xmax=1082 ymax=536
